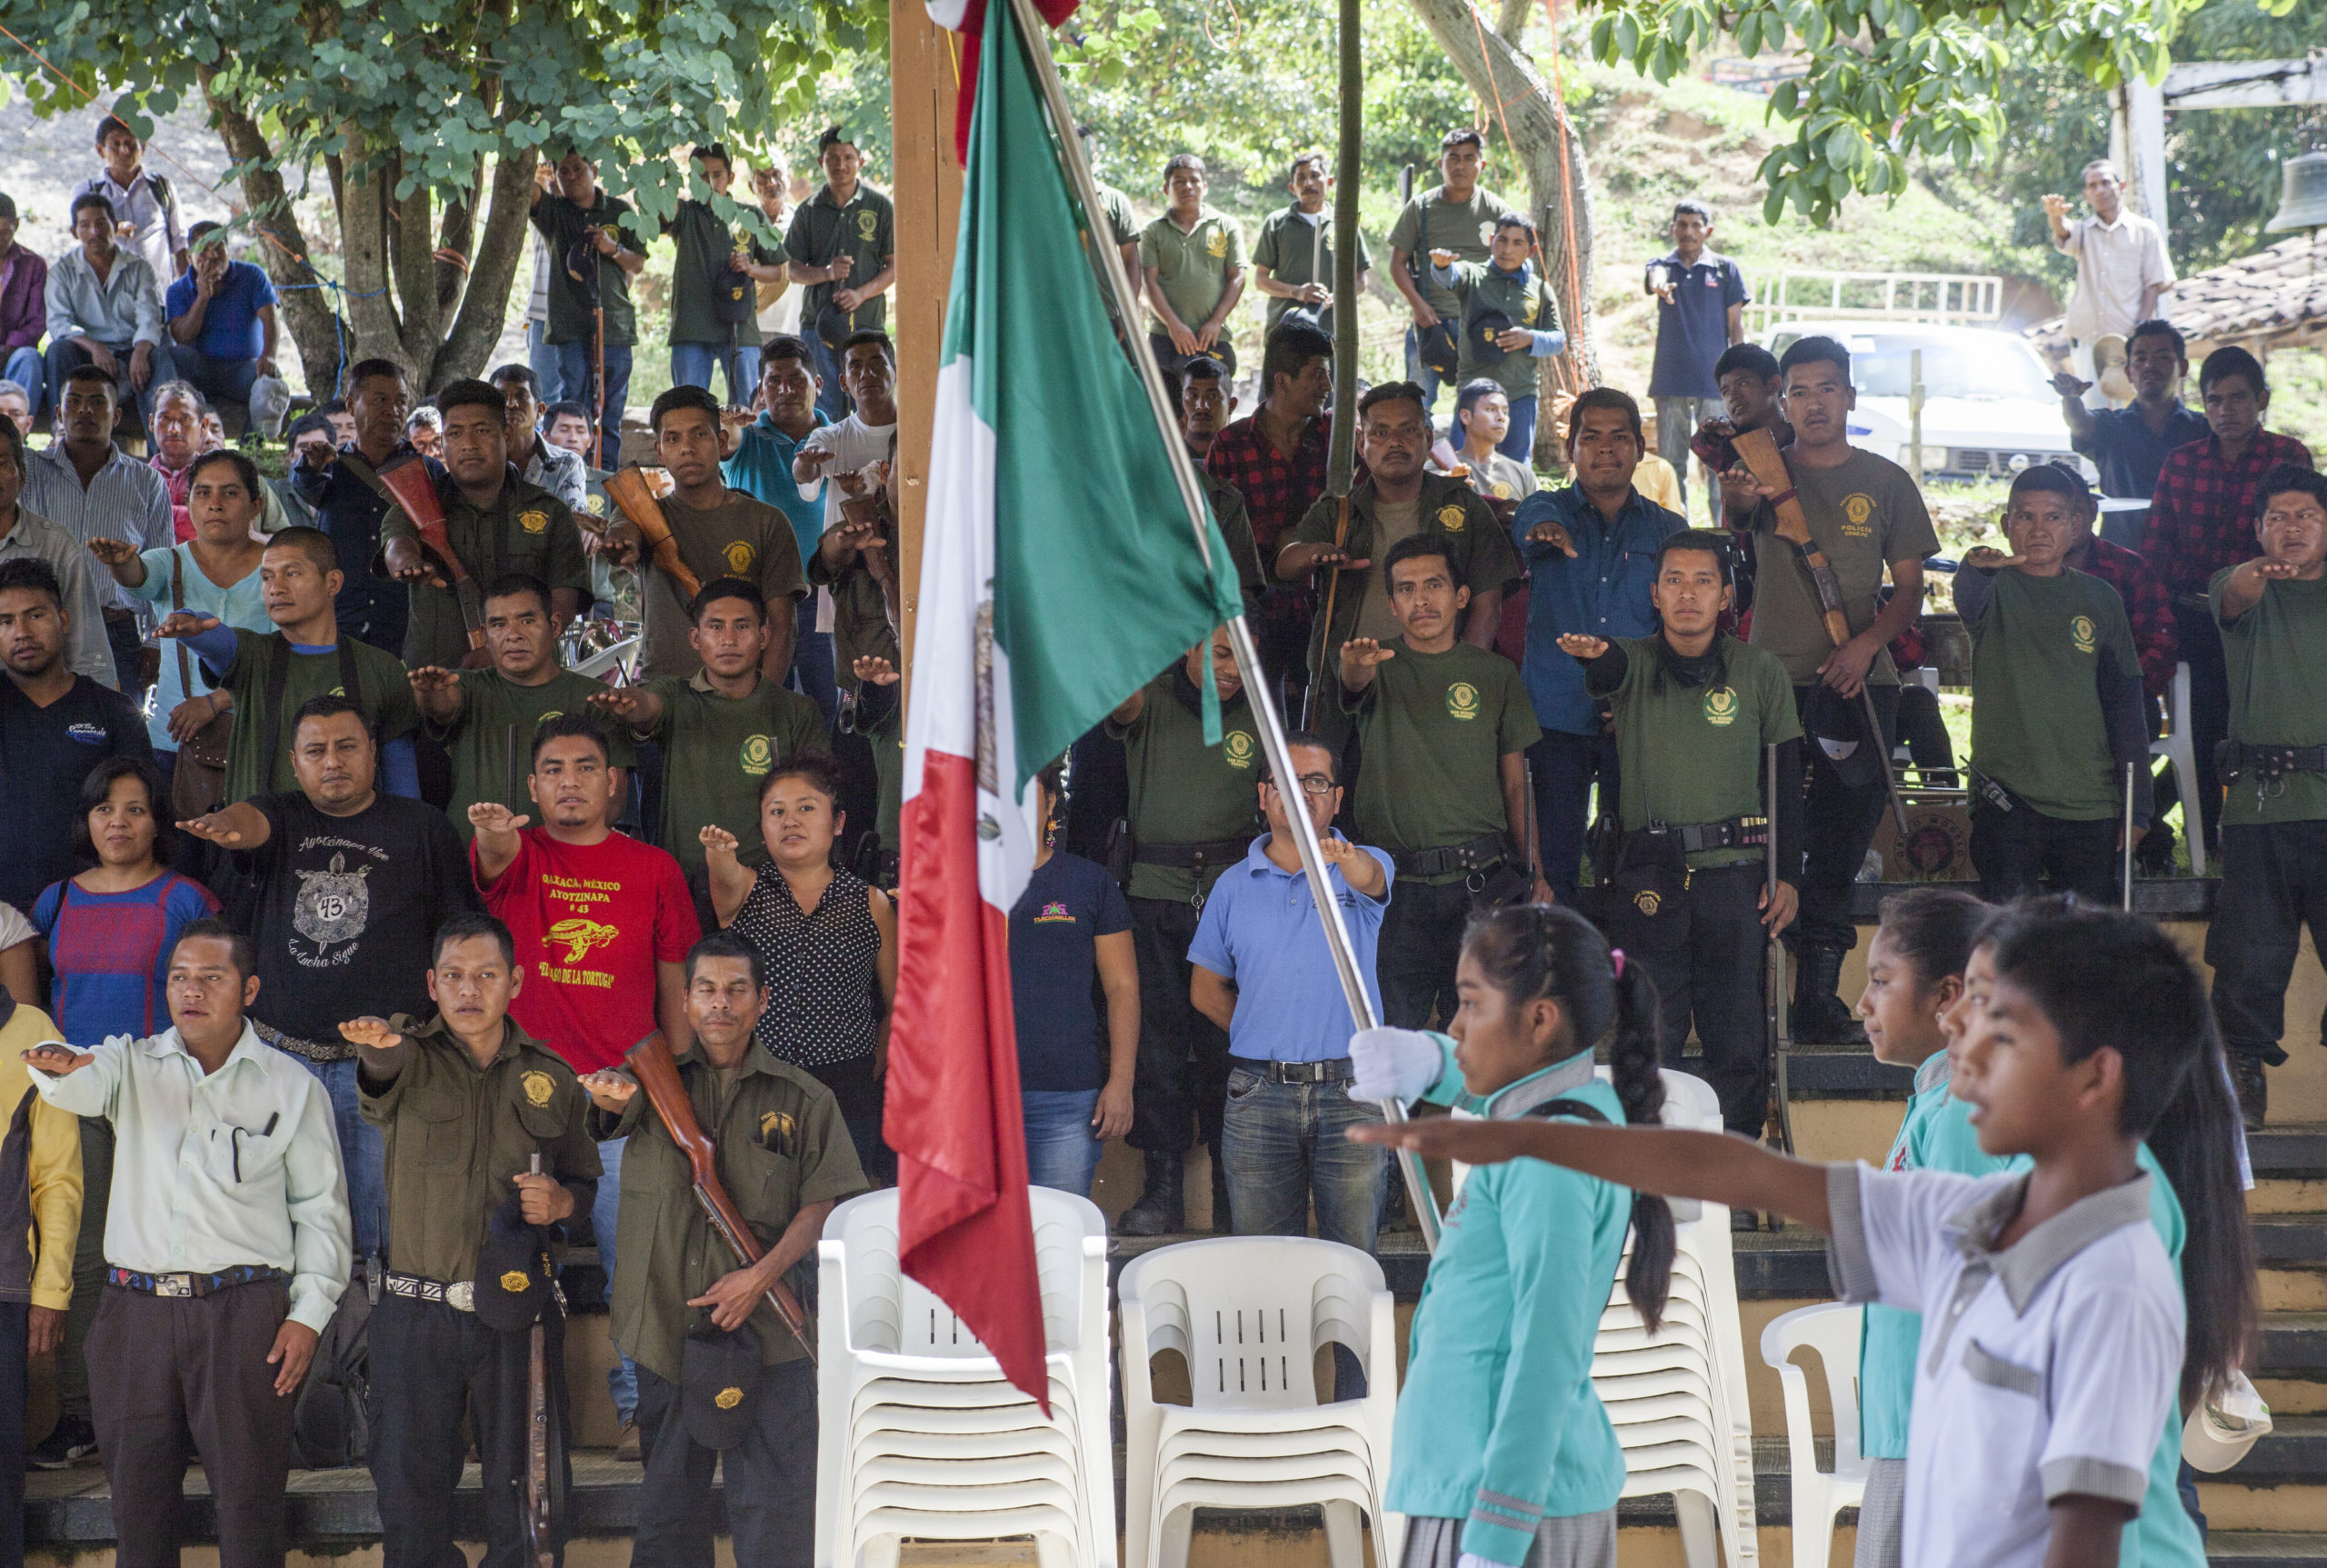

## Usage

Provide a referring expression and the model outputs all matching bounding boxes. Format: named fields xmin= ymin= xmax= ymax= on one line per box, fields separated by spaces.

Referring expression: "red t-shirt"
xmin=474 ymin=827 xmax=701 ymax=1074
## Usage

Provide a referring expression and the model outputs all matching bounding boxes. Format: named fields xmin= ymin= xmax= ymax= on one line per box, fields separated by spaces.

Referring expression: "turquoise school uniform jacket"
xmin=1862 ymin=1058 xmax=2202 ymax=1568
xmin=1392 ymin=1043 xmax=1633 ymax=1563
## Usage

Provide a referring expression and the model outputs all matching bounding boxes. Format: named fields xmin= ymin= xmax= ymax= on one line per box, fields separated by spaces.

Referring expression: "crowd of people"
xmin=0 ymin=106 xmax=2314 ymax=1568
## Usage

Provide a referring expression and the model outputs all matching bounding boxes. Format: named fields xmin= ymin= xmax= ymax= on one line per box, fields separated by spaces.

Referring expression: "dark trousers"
xmin=633 ymin=1358 xmax=816 ymax=1568
xmin=1792 ymin=684 xmax=1898 ymax=955
xmin=1969 ymin=799 xmax=2118 ymax=905
xmin=2209 ymin=820 xmax=2327 ymax=1068
xmin=87 ymin=1278 xmax=296 ymax=1568
xmin=0 ymin=1300 xmax=25 ymax=1568
xmin=1128 ymin=896 xmax=1232 ymax=1154
xmin=1378 ymin=878 xmax=1476 ymax=1030
xmin=59 ymin=1116 xmax=112 ymax=1423
xmin=2175 ymin=603 xmax=2229 ymax=852
xmin=1530 ymin=728 xmax=1620 ymax=911
xmin=1603 ymin=863 xmax=1769 ymax=1134
xmin=368 ymin=1293 xmax=571 ymax=1568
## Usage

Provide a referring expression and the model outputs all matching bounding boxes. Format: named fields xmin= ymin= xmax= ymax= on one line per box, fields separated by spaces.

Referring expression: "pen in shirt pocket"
xmin=231 ymin=1112 xmax=280 ymax=1182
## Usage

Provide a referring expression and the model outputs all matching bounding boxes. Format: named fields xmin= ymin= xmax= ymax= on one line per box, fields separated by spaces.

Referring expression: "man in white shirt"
xmin=24 ymin=919 xmax=351 ymax=1568
xmin=792 ymin=328 xmax=898 ymax=534
xmin=2044 ymin=160 xmax=2174 ymax=410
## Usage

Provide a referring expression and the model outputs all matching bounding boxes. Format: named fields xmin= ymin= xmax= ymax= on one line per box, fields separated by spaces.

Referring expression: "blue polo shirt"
xmin=1510 ymin=484 xmax=1678 ymax=735
xmin=164 ymin=259 xmax=279 ymax=362
xmin=1186 ymin=832 xmax=1393 ymax=1064
xmin=1645 ymin=247 xmax=1749 ymax=399
xmin=2072 ymin=400 xmax=2210 ymax=501
xmin=724 ymin=411 xmax=831 ymax=570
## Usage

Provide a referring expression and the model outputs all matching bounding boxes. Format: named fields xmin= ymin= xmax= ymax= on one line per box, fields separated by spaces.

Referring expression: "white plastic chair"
xmin=1759 ymin=1303 xmax=1869 ymax=1568
xmin=814 ymin=1188 xmax=1115 ymax=1568
xmin=1117 ymin=1236 xmax=1399 ymax=1568
xmin=2152 ymin=660 xmax=2205 ymax=875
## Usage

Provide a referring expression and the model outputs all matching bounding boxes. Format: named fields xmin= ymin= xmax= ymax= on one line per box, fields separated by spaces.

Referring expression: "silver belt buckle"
xmin=156 ymin=1274 xmax=194 ymax=1298
xmin=444 ymin=1281 xmax=475 ymax=1313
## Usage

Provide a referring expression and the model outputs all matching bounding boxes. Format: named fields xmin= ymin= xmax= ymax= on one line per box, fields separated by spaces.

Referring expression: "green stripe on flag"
xmin=948 ymin=0 xmax=1247 ymax=791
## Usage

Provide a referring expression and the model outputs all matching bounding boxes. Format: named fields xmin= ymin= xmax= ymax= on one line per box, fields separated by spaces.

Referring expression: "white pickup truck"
xmin=1763 ymin=321 xmax=2098 ymax=484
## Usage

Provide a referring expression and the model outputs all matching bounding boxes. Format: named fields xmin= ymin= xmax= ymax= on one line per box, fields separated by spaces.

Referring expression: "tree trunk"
xmin=1493 ymin=0 xmax=1531 ymax=47
xmin=430 ymin=146 xmax=538 ymax=388
xmin=334 ymin=142 xmax=414 ymax=379
xmin=198 ymin=69 xmax=346 ymax=397
xmin=391 ymin=177 xmax=445 ymax=373
xmin=1399 ymin=0 xmax=1601 ymax=460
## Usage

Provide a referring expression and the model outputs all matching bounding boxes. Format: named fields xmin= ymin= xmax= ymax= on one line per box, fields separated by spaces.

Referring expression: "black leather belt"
xmin=1663 ymin=815 xmax=1768 ymax=854
xmin=383 ymin=1271 xmax=476 ymax=1312
xmin=1229 ymin=1056 xmax=1354 ymax=1084
xmin=1132 ymin=837 xmax=1253 ymax=871
xmin=2219 ymin=741 xmax=2327 ymax=780
xmin=1393 ymin=834 xmax=1510 ymax=879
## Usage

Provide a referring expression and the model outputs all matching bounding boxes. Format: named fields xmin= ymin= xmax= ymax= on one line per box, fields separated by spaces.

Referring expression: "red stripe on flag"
xmin=945 ymin=0 xmax=1084 ymax=165
xmin=888 ymin=748 xmax=1049 ymax=1410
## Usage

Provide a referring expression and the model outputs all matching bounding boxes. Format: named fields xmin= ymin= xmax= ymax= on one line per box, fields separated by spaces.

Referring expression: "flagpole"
xmin=1008 ymin=0 xmax=1441 ymax=1252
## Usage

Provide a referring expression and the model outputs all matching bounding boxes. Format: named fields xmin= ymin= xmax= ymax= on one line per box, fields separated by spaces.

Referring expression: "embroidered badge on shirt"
xmin=1034 ymin=901 xmax=1075 ymax=924
xmin=1703 ymin=686 xmax=1739 ymax=727
xmin=857 ymin=210 xmax=878 ymax=243
xmin=724 ymin=541 xmax=755 ymax=575
xmin=1223 ymin=731 xmax=1256 ymax=769
xmin=1446 ymin=681 xmax=1481 ymax=721
xmin=2071 ymin=614 xmax=2098 ymax=654
xmin=519 ymin=509 xmax=549 ymax=535
xmin=741 ymin=734 xmax=774 ymax=776
xmin=1205 ymin=226 xmax=1227 ymax=258
xmin=1435 ymin=502 xmax=1466 ymax=533
xmin=521 ymin=1070 xmax=557 ymax=1108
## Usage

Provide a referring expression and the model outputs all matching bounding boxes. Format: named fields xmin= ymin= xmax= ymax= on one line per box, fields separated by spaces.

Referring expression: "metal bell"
xmin=2265 ymin=149 xmax=2327 ymax=234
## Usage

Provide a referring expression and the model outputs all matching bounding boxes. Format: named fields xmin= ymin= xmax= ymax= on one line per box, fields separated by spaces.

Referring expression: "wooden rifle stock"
xmin=604 ymin=467 xmax=704 ymax=603
xmin=374 ymin=452 xmax=488 ymax=654
xmin=623 ymin=1034 xmax=817 ymax=1364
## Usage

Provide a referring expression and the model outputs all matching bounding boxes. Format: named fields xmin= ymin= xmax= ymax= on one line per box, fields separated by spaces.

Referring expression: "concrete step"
xmin=2264 ymin=1316 xmax=2327 ymax=1380
xmin=2210 ymin=1533 xmax=2327 ymax=1566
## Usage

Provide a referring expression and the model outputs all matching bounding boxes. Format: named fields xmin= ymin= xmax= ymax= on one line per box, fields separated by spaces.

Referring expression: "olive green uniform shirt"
xmin=1969 ymin=567 xmax=2142 ymax=821
xmin=1104 ymin=672 xmax=1263 ymax=903
xmin=1343 ymin=639 xmax=1541 ymax=879
xmin=1203 ymin=470 xmax=1268 ymax=604
xmin=637 ymin=492 xmax=809 ymax=682
xmin=1384 ymin=185 xmax=1520 ymax=316
xmin=786 ymin=184 xmax=896 ymax=336
xmin=531 ymin=192 xmax=639 ymax=347
xmin=1093 ymin=181 xmax=1139 ymax=248
xmin=2213 ymin=566 xmax=2327 ymax=828
xmin=1589 ymin=634 xmax=1802 ymax=869
xmin=215 ymin=629 xmax=422 ymax=804
xmin=359 ymin=1013 xmax=601 ymax=1287
xmin=380 ymin=471 xmax=591 ymax=672
xmin=641 ymin=671 xmax=828 ymax=873
xmin=429 ymin=668 xmax=639 ymax=843
xmin=1288 ymin=473 xmax=1523 ymax=668
xmin=1437 ymin=259 xmax=1562 ymax=401
xmin=1250 ymin=208 xmax=1373 ymax=335
xmin=1138 ymin=207 xmax=1246 ymax=339
xmin=667 ymin=199 xmax=747 ymax=349
xmin=603 ymin=1042 xmax=866 ymax=1381
xmin=1746 ymin=449 xmax=1938 ymax=686
xmin=806 ymin=532 xmax=904 ymax=849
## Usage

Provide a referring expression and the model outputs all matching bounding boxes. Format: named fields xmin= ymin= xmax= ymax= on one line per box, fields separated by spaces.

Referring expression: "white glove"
xmin=1457 ymin=1553 xmax=1503 ymax=1568
xmin=1347 ymin=1025 xmax=1448 ymax=1104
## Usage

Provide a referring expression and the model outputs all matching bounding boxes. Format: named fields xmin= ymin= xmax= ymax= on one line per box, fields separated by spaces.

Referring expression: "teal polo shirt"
xmin=723 ymin=411 xmax=831 ymax=568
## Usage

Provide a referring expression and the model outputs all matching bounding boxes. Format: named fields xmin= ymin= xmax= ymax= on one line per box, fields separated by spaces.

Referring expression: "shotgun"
xmin=522 ymin=1153 xmax=554 ymax=1568
xmin=1299 ymin=495 xmax=1353 ymax=732
xmin=1731 ymin=426 xmax=1910 ymax=838
xmin=623 ymin=1033 xmax=816 ymax=1364
xmin=2122 ymin=760 xmax=2138 ymax=913
xmin=345 ymin=449 xmax=487 ymax=661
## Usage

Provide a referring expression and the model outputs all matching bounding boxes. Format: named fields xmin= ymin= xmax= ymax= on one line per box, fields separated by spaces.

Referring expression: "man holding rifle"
xmin=580 ymin=930 xmax=865 ymax=1568
xmin=340 ymin=912 xmax=599 ymax=1568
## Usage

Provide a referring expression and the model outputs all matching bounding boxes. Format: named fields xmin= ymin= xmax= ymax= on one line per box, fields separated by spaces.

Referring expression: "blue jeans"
xmin=591 ymin=1135 xmax=639 ymax=1423
xmin=805 ymin=330 xmax=849 ymax=423
xmin=554 ymin=339 xmax=634 ymax=469
xmin=788 ymin=627 xmax=839 ymax=728
xmin=1219 ymin=1069 xmax=1385 ymax=1251
xmin=525 ymin=319 xmax=564 ymax=404
xmin=172 ymin=346 xmax=260 ymax=409
xmin=1531 ymin=728 xmax=1621 ymax=911
xmin=1502 ymin=394 xmax=1538 ymax=464
xmin=1401 ymin=326 xmax=1446 ymax=418
xmin=1021 ymin=1090 xmax=1103 ymax=1197
xmin=669 ymin=342 xmax=757 ymax=407
xmin=299 ymin=1057 xmax=386 ymax=1261
xmin=4 ymin=345 xmax=44 ymax=420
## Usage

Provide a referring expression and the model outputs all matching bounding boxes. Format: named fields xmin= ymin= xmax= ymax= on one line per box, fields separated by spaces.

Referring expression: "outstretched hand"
xmin=155 ymin=612 xmax=223 ymax=641
xmin=699 ymin=824 xmax=741 ymax=858
xmin=20 ymin=1044 xmax=92 ymax=1076
xmin=1961 ymin=545 xmax=2026 ymax=571
xmin=86 ymin=536 xmax=141 ymax=567
xmin=580 ymin=1069 xmax=638 ymax=1114
xmin=854 ymin=655 xmax=900 ymax=686
xmin=177 ymin=811 xmax=247 ymax=847
xmin=586 ymin=687 xmax=647 ymax=723
xmin=1555 ymin=633 xmax=1609 ymax=662
xmin=1527 ymin=518 xmax=1578 ymax=557
xmin=467 ymin=801 xmax=530 ymax=837
xmin=1347 ymin=1116 xmax=1545 ymax=1164
xmin=1339 ymin=637 xmax=1396 ymax=671
xmin=337 ymin=1016 xmax=404 ymax=1053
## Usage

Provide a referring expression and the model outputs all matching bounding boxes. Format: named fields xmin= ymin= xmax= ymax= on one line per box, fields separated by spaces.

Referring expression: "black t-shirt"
xmin=237 ymin=792 xmax=480 ymax=1047
xmin=1006 ymin=852 xmax=1131 ymax=1093
xmin=0 ymin=675 xmax=152 ymax=913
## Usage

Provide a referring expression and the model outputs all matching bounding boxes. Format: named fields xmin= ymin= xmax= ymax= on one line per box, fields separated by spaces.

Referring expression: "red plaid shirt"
xmin=2072 ymin=534 xmax=2177 ymax=699
xmin=149 ymin=452 xmax=194 ymax=543
xmin=1204 ymin=412 xmax=1340 ymax=564
xmin=2141 ymin=430 xmax=2314 ymax=600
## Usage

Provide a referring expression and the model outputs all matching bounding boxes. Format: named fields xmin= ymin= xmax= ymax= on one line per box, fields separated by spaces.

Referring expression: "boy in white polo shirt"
xmin=1353 ymin=899 xmax=2255 ymax=1568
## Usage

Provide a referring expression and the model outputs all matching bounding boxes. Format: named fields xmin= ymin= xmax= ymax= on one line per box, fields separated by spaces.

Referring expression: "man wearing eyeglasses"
xmin=1187 ymin=732 xmax=1393 ymax=1252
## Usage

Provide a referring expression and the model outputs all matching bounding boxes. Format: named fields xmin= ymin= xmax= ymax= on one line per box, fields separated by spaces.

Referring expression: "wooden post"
xmin=889 ymin=0 xmax=966 ymax=709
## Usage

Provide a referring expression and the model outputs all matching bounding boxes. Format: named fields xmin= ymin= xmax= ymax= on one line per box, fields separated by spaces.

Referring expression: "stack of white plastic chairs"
xmin=1758 ymin=1303 xmax=1869 ymax=1568
xmin=1116 ymin=1235 xmax=1400 ymax=1568
xmin=813 ymin=1188 xmax=1115 ymax=1568
xmin=1588 ymin=1068 xmax=1761 ymax=1568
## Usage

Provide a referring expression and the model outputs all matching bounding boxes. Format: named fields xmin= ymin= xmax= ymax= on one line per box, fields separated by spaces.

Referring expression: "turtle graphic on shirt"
xmin=547 ymin=917 xmax=620 ymax=964
xmin=294 ymin=854 xmax=371 ymax=951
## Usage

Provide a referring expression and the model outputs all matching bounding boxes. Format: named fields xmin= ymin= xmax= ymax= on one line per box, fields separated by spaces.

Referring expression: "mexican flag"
xmin=894 ymin=0 xmax=1244 ymax=1406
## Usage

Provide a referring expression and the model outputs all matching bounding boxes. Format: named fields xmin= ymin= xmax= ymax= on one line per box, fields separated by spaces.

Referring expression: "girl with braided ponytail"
xmin=1345 ymin=903 xmax=1674 ymax=1568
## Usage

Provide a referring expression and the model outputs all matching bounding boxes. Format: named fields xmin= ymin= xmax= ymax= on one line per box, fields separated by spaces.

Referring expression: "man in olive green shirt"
xmin=1251 ymin=151 xmax=1373 ymax=342
xmin=2204 ymin=465 xmax=2327 ymax=1128
xmin=345 ymin=913 xmax=600 ymax=1568
xmin=1562 ymin=531 xmax=1803 ymax=1136
xmin=379 ymin=378 xmax=589 ymax=672
xmin=1384 ymin=127 xmax=1519 ymax=414
xmin=786 ymin=128 xmax=896 ymax=422
xmin=1425 ymin=214 xmax=1565 ymax=462
xmin=529 ymin=151 xmax=645 ymax=468
xmin=580 ymin=931 xmax=865 ymax=1568
xmin=810 ymin=462 xmax=905 ymax=873
xmin=586 ymin=578 xmax=826 ymax=879
xmin=1104 ymin=631 xmax=1263 ymax=1235
xmin=1341 ymin=534 xmax=1542 ymax=1031
xmin=409 ymin=573 xmax=636 ymax=841
xmin=1139 ymin=155 xmax=1246 ymax=377
xmin=1076 ymin=124 xmax=1143 ymax=315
